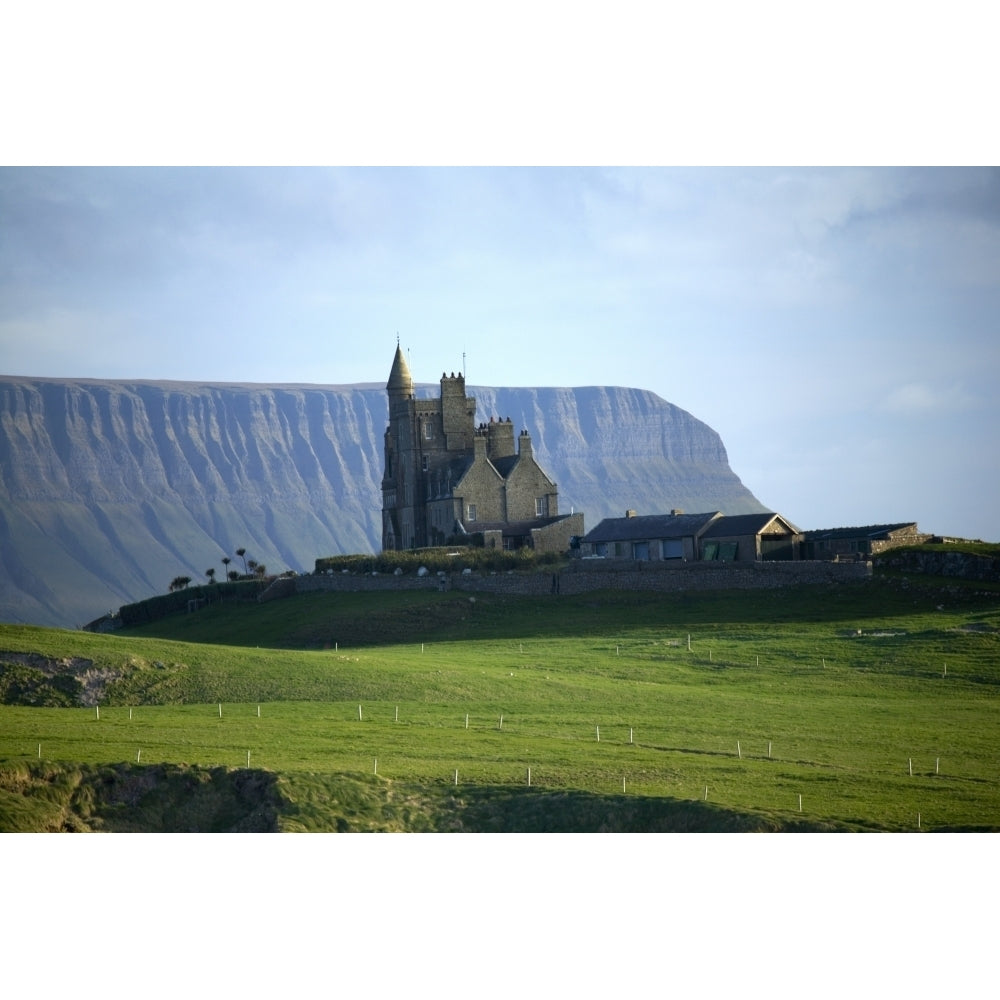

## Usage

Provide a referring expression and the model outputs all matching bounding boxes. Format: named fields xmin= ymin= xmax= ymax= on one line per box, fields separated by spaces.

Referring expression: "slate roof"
xmin=443 ymin=455 xmax=475 ymax=483
xmin=801 ymin=523 xmax=917 ymax=541
xmin=702 ymin=513 xmax=801 ymax=537
xmin=491 ymin=454 xmax=520 ymax=478
xmin=582 ymin=512 xmax=721 ymax=544
xmin=460 ymin=515 xmax=572 ymax=537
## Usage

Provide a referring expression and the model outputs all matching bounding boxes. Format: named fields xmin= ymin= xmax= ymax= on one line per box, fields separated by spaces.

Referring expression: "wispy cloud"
xmin=880 ymin=381 xmax=976 ymax=415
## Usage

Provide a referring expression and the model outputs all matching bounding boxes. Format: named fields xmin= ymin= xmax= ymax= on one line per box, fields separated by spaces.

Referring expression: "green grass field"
xmin=2 ymin=580 xmax=998 ymax=831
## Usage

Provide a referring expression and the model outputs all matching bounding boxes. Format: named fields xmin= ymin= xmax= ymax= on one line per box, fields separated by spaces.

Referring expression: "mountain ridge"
xmin=0 ymin=376 xmax=769 ymax=627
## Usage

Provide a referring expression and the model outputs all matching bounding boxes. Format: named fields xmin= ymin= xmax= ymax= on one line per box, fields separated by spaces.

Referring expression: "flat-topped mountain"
xmin=0 ymin=377 xmax=769 ymax=627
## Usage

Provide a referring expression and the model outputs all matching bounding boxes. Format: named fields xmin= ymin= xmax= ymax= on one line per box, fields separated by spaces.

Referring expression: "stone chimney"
xmin=625 ymin=509 xmax=637 ymax=519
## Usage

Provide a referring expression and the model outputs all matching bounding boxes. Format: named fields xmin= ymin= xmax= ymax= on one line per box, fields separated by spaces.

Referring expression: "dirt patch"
xmin=0 ymin=652 xmax=122 ymax=706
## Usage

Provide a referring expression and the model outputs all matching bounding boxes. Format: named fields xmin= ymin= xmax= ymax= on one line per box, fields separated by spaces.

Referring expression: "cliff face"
xmin=0 ymin=377 xmax=768 ymax=627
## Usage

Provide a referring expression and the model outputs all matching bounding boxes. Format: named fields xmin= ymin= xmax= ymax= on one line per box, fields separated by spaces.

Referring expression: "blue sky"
xmin=2 ymin=166 xmax=998 ymax=541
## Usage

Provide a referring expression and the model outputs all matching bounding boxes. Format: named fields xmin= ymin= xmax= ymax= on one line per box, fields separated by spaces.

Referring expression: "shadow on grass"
xmin=0 ymin=763 xmax=864 ymax=833
xmin=437 ymin=785 xmax=847 ymax=832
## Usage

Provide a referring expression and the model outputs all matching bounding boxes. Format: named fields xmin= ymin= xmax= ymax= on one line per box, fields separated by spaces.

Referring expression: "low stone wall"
xmin=296 ymin=572 xmax=447 ymax=594
xmin=875 ymin=550 xmax=1000 ymax=582
xmin=295 ymin=558 xmax=871 ymax=598
xmin=555 ymin=558 xmax=872 ymax=593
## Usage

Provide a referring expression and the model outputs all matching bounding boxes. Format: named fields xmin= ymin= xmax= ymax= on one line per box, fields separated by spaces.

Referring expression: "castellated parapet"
xmin=485 ymin=417 xmax=516 ymax=462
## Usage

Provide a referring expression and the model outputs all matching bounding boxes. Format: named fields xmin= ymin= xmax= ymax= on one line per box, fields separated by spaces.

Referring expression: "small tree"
xmin=169 ymin=575 xmax=191 ymax=592
xmin=205 ymin=567 xmax=216 ymax=584
xmin=222 ymin=556 xmax=231 ymax=579
xmin=236 ymin=548 xmax=248 ymax=576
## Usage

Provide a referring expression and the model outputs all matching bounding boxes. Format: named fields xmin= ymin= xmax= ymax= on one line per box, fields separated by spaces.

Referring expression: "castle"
xmin=381 ymin=345 xmax=584 ymax=552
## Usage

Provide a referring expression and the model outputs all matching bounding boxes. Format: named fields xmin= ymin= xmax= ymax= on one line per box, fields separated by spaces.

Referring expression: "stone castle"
xmin=381 ymin=345 xmax=583 ymax=552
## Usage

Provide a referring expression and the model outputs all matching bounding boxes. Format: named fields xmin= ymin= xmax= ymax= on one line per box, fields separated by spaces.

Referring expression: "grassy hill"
xmin=2 ymin=578 xmax=999 ymax=832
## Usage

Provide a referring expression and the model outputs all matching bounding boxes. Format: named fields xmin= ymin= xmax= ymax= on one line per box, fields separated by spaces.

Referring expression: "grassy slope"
xmin=2 ymin=579 xmax=999 ymax=832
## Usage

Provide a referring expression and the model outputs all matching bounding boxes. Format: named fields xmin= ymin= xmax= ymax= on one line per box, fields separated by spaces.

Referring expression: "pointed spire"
xmin=387 ymin=342 xmax=413 ymax=397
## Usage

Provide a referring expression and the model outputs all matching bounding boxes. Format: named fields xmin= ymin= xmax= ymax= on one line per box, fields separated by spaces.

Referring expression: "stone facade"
xmin=381 ymin=346 xmax=572 ymax=552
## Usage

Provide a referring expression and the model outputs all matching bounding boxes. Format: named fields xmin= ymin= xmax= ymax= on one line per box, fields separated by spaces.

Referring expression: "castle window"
xmin=467 ymin=504 xmax=477 ymax=522
xmin=424 ymin=421 xmax=435 ymax=440
xmin=535 ymin=496 xmax=549 ymax=517
xmin=422 ymin=456 xmax=428 ymax=472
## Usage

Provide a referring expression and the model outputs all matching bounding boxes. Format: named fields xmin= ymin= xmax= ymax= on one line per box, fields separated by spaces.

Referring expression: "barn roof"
xmin=801 ymin=523 xmax=917 ymax=541
xmin=702 ymin=512 xmax=801 ymax=537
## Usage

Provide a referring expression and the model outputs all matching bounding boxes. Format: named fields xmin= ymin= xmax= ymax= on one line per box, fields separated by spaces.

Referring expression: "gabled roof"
xmin=452 ymin=452 xmax=501 ymax=488
xmin=702 ymin=512 xmax=801 ymax=537
xmin=491 ymin=454 xmax=520 ymax=478
xmin=435 ymin=455 xmax=475 ymax=487
xmin=801 ymin=523 xmax=917 ymax=541
xmin=582 ymin=511 xmax=721 ymax=544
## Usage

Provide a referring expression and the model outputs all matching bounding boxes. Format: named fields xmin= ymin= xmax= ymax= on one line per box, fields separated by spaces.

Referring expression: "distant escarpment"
xmin=0 ymin=377 xmax=768 ymax=627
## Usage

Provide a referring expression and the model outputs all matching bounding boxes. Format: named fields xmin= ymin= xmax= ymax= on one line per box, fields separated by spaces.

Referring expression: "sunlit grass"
xmin=2 ymin=581 xmax=999 ymax=831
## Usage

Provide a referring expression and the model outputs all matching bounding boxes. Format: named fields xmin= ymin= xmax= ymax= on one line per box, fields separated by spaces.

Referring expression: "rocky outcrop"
xmin=0 ymin=377 xmax=768 ymax=626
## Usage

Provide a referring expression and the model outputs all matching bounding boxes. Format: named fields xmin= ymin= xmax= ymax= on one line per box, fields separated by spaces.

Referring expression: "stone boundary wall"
xmin=295 ymin=559 xmax=871 ymax=598
xmin=875 ymin=550 xmax=1000 ymax=582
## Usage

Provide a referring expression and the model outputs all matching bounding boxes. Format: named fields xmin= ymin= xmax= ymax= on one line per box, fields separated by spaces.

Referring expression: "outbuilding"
xmin=700 ymin=512 xmax=802 ymax=562
xmin=579 ymin=510 xmax=722 ymax=561
xmin=800 ymin=522 xmax=928 ymax=560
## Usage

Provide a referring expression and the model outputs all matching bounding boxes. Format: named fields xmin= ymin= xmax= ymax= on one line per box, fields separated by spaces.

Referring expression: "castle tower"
xmin=382 ymin=345 xmax=417 ymax=550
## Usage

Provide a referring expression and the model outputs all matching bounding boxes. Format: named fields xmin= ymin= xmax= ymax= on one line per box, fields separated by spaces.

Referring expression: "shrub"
xmin=119 ymin=581 xmax=263 ymax=627
xmin=314 ymin=546 xmax=566 ymax=577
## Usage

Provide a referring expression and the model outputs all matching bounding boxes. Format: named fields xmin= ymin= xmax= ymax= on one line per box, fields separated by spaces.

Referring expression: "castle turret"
xmin=387 ymin=345 xmax=413 ymax=410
